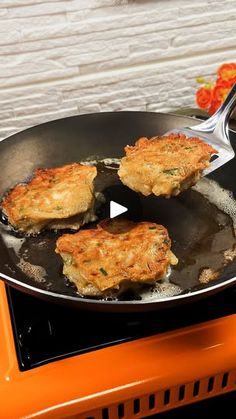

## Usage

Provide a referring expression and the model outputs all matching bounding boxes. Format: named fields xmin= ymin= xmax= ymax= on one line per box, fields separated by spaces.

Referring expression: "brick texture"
xmin=0 ymin=0 xmax=235 ymax=140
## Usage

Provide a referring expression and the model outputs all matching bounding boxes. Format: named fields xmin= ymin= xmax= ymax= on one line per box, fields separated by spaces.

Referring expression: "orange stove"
xmin=0 ymin=279 xmax=235 ymax=419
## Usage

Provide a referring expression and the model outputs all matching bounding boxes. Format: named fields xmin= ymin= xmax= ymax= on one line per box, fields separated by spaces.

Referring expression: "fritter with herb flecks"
xmin=1 ymin=163 xmax=97 ymax=234
xmin=118 ymin=134 xmax=217 ymax=198
xmin=55 ymin=218 xmax=178 ymax=297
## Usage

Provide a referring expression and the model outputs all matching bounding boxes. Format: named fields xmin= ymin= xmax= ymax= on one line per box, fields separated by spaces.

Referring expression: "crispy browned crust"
xmin=1 ymin=163 xmax=97 ymax=234
xmin=55 ymin=219 xmax=178 ymax=296
xmin=118 ymin=134 xmax=217 ymax=197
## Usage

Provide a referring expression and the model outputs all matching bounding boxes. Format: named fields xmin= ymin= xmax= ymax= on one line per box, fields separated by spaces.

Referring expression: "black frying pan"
xmin=0 ymin=111 xmax=236 ymax=312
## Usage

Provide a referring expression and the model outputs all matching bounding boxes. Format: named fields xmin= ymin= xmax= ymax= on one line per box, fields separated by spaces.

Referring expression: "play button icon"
xmin=110 ymin=200 xmax=128 ymax=219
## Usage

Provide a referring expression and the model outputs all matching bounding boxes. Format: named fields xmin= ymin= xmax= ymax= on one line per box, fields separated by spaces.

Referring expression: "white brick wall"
xmin=0 ymin=0 xmax=236 ymax=140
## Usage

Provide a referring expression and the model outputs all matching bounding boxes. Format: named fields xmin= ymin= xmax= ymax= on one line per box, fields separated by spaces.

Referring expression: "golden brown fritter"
xmin=118 ymin=134 xmax=217 ymax=198
xmin=55 ymin=218 xmax=178 ymax=297
xmin=1 ymin=163 xmax=97 ymax=234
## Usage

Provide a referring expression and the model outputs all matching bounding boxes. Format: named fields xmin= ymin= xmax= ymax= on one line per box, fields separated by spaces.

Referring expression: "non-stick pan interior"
xmin=0 ymin=112 xmax=236 ymax=312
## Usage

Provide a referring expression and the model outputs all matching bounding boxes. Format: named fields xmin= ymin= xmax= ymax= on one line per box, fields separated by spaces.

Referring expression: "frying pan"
xmin=0 ymin=111 xmax=236 ymax=312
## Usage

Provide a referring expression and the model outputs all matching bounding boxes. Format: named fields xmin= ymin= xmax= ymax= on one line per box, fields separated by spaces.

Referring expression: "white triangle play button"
xmin=110 ymin=200 xmax=128 ymax=219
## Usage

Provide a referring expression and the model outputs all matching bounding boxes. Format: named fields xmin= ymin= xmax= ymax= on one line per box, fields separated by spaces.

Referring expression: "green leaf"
xmin=54 ymin=206 xmax=63 ymax=211
xmin=163 ymin=168 xmax=179 ymax=176
xmin=100 ymin=267 xmax=108 ymax=276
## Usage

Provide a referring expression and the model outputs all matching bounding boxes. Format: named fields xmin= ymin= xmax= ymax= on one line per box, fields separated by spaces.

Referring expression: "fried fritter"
xmin=55 ymin=218 xmax=178 ymax=297
xmin=1 ymin=163 xmax=97 ymax=234
xmin=118 ymin=134 xmax=217 ymax=198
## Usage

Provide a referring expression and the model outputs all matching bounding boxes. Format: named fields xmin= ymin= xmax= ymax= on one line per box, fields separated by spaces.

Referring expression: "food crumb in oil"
xmin=17 ymin=259 xmax=47 ymax=282
xmin=199 ymin=268 xmax=219 ymax=284
xmin=224 ymin=247 xmax=236 ymax=262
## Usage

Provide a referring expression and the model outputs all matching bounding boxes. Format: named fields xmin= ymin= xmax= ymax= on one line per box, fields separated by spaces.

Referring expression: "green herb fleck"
xmin=184 ymin=146 xmax=196 ymax=151
xmin=149 ymin=227 xmax=156 ymax=230
xmin=163 ymin=168 xmax=179 ymax=176
xmin=54 ymin=206 xmax=63 ymax=211
xmin=99 ymin=267 xmax=108 ymax=276
xmin=65 ymin=256 xmax=73 ymax=265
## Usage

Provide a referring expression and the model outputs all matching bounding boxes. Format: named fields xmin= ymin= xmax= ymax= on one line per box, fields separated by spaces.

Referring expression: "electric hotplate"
xmin=7 ymin=284 xmax=236 ymax=371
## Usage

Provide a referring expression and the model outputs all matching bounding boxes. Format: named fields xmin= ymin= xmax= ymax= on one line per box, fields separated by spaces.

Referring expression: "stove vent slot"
xmin=148 ymin=394 xmax=155 ymax=409
xmin=222 ymin=372 xmax=229 ymax=388
xmin=83 ymin=370 xmax=236 ymax=419
xmin=207 ymin=376 xmax=215 ymax=392
xmin=133 ymin=398 xmax=140 ymax=414
xmin=117 ymin=403 xmax=124 ymax=418
xmin=178 ymin=385 xmax=185 ymax=401
xmin=193 ymin=380 xmax=200 ymax=396
xmin=102 ymin=408 xmax=109 ymax=419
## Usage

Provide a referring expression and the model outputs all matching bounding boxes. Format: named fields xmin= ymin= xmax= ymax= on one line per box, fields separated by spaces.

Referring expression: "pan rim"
xmin=1 ymin=271 xmax=236 ymax=306
xmin=0 ymin=110 xmax=235 ymax=146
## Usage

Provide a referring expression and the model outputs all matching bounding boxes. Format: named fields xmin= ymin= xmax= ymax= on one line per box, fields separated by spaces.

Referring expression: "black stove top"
xmin=7 ymin=285 xmax=236 ymax=371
